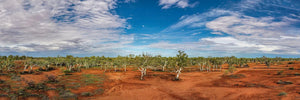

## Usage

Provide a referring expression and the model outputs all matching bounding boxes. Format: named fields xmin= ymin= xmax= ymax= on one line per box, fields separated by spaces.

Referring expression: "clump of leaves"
xmin=277 ymin=92 xmax=287 ymax=96
xmin=81 ymin=92 xmax=93 ymax=96
xmin=277 ymin=70 xmax=284 ymax=75
xmin=276 ymin=80 xmax=293 ymax=85
xmin=81 ymin=74 xmax=103 ymax=86
xmin=63 ymin=70 xmax=73 ymax=75
xmin=0 ymin=79 xmax=4 ymax=84
xmin=59 ymin=89 xmax=77 ymax=99
xmin=228 ymin=74 xmax=246 ymax=79
xmin=288 ymin=62 xmax=295 ymax=64
xmin=228 ymin=66 xmax=236 ymax=73
xmin=10 ymin=74 xmax=21 ymax=81
xmin=46 ymin=75 xmax=58 ymax=83
xmin=27 ymin=81 xmax=35 ymax=89
xmin=223 ymin=70 xmax=229 ymax=75
xmin=288 ymin=67 xmax=294 ymax=70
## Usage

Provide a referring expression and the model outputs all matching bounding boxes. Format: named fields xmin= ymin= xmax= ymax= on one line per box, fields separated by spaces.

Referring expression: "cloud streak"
xmin=151 ymin=0 xmax=300 ymax=56
xmin=159 ymin=0 xmax=197 ymax=9
xmin=0 ymin=0 xmax=133 ymax=56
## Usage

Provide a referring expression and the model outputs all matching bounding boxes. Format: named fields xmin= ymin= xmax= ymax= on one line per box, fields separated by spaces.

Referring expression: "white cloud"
xmin=162 ymin=9 xmax=236 ymax=32
xmin=157 ymin=0 xmax=300 ymax=56
xmin=159 ymin=0 xmax=196 ymax=9
xmin=0 ymin=0 xmax=133 ymax=55
xmin=192 ymin=32 xmax=201 ymax=35
xmin=211 ymin=32 xmax=222 ymax=35
xmin=201 ymin=37 xmax=281 ymax=52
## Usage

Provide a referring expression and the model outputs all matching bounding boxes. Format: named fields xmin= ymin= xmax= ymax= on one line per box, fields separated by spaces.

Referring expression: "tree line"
xmin=0 ymin=51 xmax=299 ymax=80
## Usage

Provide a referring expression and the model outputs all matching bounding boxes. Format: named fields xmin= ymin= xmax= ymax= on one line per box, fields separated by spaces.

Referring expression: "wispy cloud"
xmin=0 ymin=0 xmax=133 ymax=56
xmin=159 ymin=0 xmax=197 ymax=9
xmin=153 ymin=0 xmax=300 ymax=56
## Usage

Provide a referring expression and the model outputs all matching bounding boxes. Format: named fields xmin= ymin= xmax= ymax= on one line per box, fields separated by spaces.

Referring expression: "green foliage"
xmin=288 ymin=67 xmax=294 ymax=70
xmin=228 ymin=65 xmax=236 ymax=73
xmin=277 ymin=70 xmax=284 ymax=75
xmin=227 ymin=74 xmax=246 ymax=78
xmin=277 ymin=92 xmax=287 ymax=96
xmin=81 ymin=92 xmax=93 ymax=96
xmin=176 ymin=50 xmax=188 ymax=68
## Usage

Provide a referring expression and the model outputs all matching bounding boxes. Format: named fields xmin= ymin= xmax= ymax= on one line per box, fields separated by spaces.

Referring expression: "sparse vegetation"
xmin=0 ymin=54 xmax=299 ymax=99
xmin=277 ymin=92 xmax=287 ymax=96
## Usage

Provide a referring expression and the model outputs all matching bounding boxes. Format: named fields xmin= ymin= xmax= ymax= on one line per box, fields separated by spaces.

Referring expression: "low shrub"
xmin=59 ymin=89 xmax=77 ymax=99
xmin=0 ymin=79 xmax=4 ymax=84
xmin=288 ymin=62 xmax=295 ymax=64
xmin=26 ymin=81 xmax=35 ymax=89
xmin=276 ymin=80 xmax=293 ymax=85
xmin=277 ymin=92 xmax=287 ymax=96
xmin=46 ymin=75 xmax=58 ymax=83
xmin=277 ymin=70 xmax=284 ymax=75
xmin=81 ymin=92 xmax=93 ymax=96
xmin=228 ymin=74 xmax=246 ymax=79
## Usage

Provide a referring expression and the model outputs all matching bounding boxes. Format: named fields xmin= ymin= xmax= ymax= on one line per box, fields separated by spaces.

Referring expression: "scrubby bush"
xmin=46 ymin=75 xmax=58 ymax=83
xmin=228 ymin=74 xmax=246 ymax=78
xmin=27 ymin=81 xmax=35 ymax=89
xmin=277 ymin=70 xmax=284 ymax=75
xmin=0 ymin=79 xmax=4 ymax=84
xmin=276 ymin=80 xmax=293 ymax=85
xmin=288 ymin=67 xmax=294 ymax=70
xmin=81 ymin=92 xmax=93 ymax=96
xmin=288 ymin=62 xmax=295 ymax=64
xmin=277 ymin=92 xmax=287 ymax=96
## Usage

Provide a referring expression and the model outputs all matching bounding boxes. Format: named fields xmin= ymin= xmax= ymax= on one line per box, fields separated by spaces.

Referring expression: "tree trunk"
xmin=139 ymin=67 xmax=146 ymax=80
xmin=24 ymin=65 xmax=28 ymax=71
xmin=175 ymin=68 xmax=182 ymax=80
xmin=140 ymin=71 xmax=144 ymax=80
xmin=114 ymin=66 xmax=117 ymax=72
xmin=124 ymin=65 xmax=127 ymax=72
xmin=104 ymin=65 xmax=107 ymax=72
xmin=163 ymin=61 xmax=167 ymax=72
xmin=29 ymin=65 xmax=33 ymax=73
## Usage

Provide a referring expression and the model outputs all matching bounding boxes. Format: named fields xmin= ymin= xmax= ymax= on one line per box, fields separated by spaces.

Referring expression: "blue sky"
xmin=0 ymin=0 xmax=300 ymax=57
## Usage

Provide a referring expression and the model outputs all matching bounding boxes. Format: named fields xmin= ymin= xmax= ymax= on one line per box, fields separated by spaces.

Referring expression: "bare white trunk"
xmin=139 ymin=67 xmax=146 ymax=80
xmin=30 ymin=66 xmax=33 ymax=71
xmin=143 ymin=68 xmax=147 ymax=75
xmin=163 ymin=61 xmax=167 ymax=72
xmin=175 ymin=68 xmax=182 ymax=80
xmin=24 ymin=65 xmax=28 ymax=71
xmin=104 ymin=65 xmax=107 ymax=72
xmin=124 ymin=65 xmax=127 ymax=72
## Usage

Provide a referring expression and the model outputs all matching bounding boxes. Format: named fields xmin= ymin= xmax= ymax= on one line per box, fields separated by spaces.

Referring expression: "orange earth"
xmin=0 ymin=61 xmax=299 ymax=100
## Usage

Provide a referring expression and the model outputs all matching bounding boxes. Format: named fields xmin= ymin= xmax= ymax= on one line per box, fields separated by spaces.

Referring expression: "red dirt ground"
xmin=1 ymin=61 xmax=300 ymax=100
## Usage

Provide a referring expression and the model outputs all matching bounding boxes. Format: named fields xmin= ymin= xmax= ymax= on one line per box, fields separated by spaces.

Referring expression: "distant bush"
xmin=288 ymin=67 xmax=294 ymax=70
xmin=288 ymin=62 xmax=295 ymax=64
xmin=277 ymin=92 xmax=287 ymax=96
xmin=0 ymin=79 xmax=4 ymax=84
xmin=277 ymin=70 xmax=284 ymax=75
xmin=224 ymin=70 xmax=229 ymax=75
xmin=228 ymin=74 xmax=246 ymax=79
xmin=276 ymin=80 xmax=293 ymax=85
xmin=81 ymin=92 xmax=93 ymax=96
xmin=46 ymin=75 xmax=58 ymax=83
xmin=26 ymin=81 xmax=35 ymax=89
